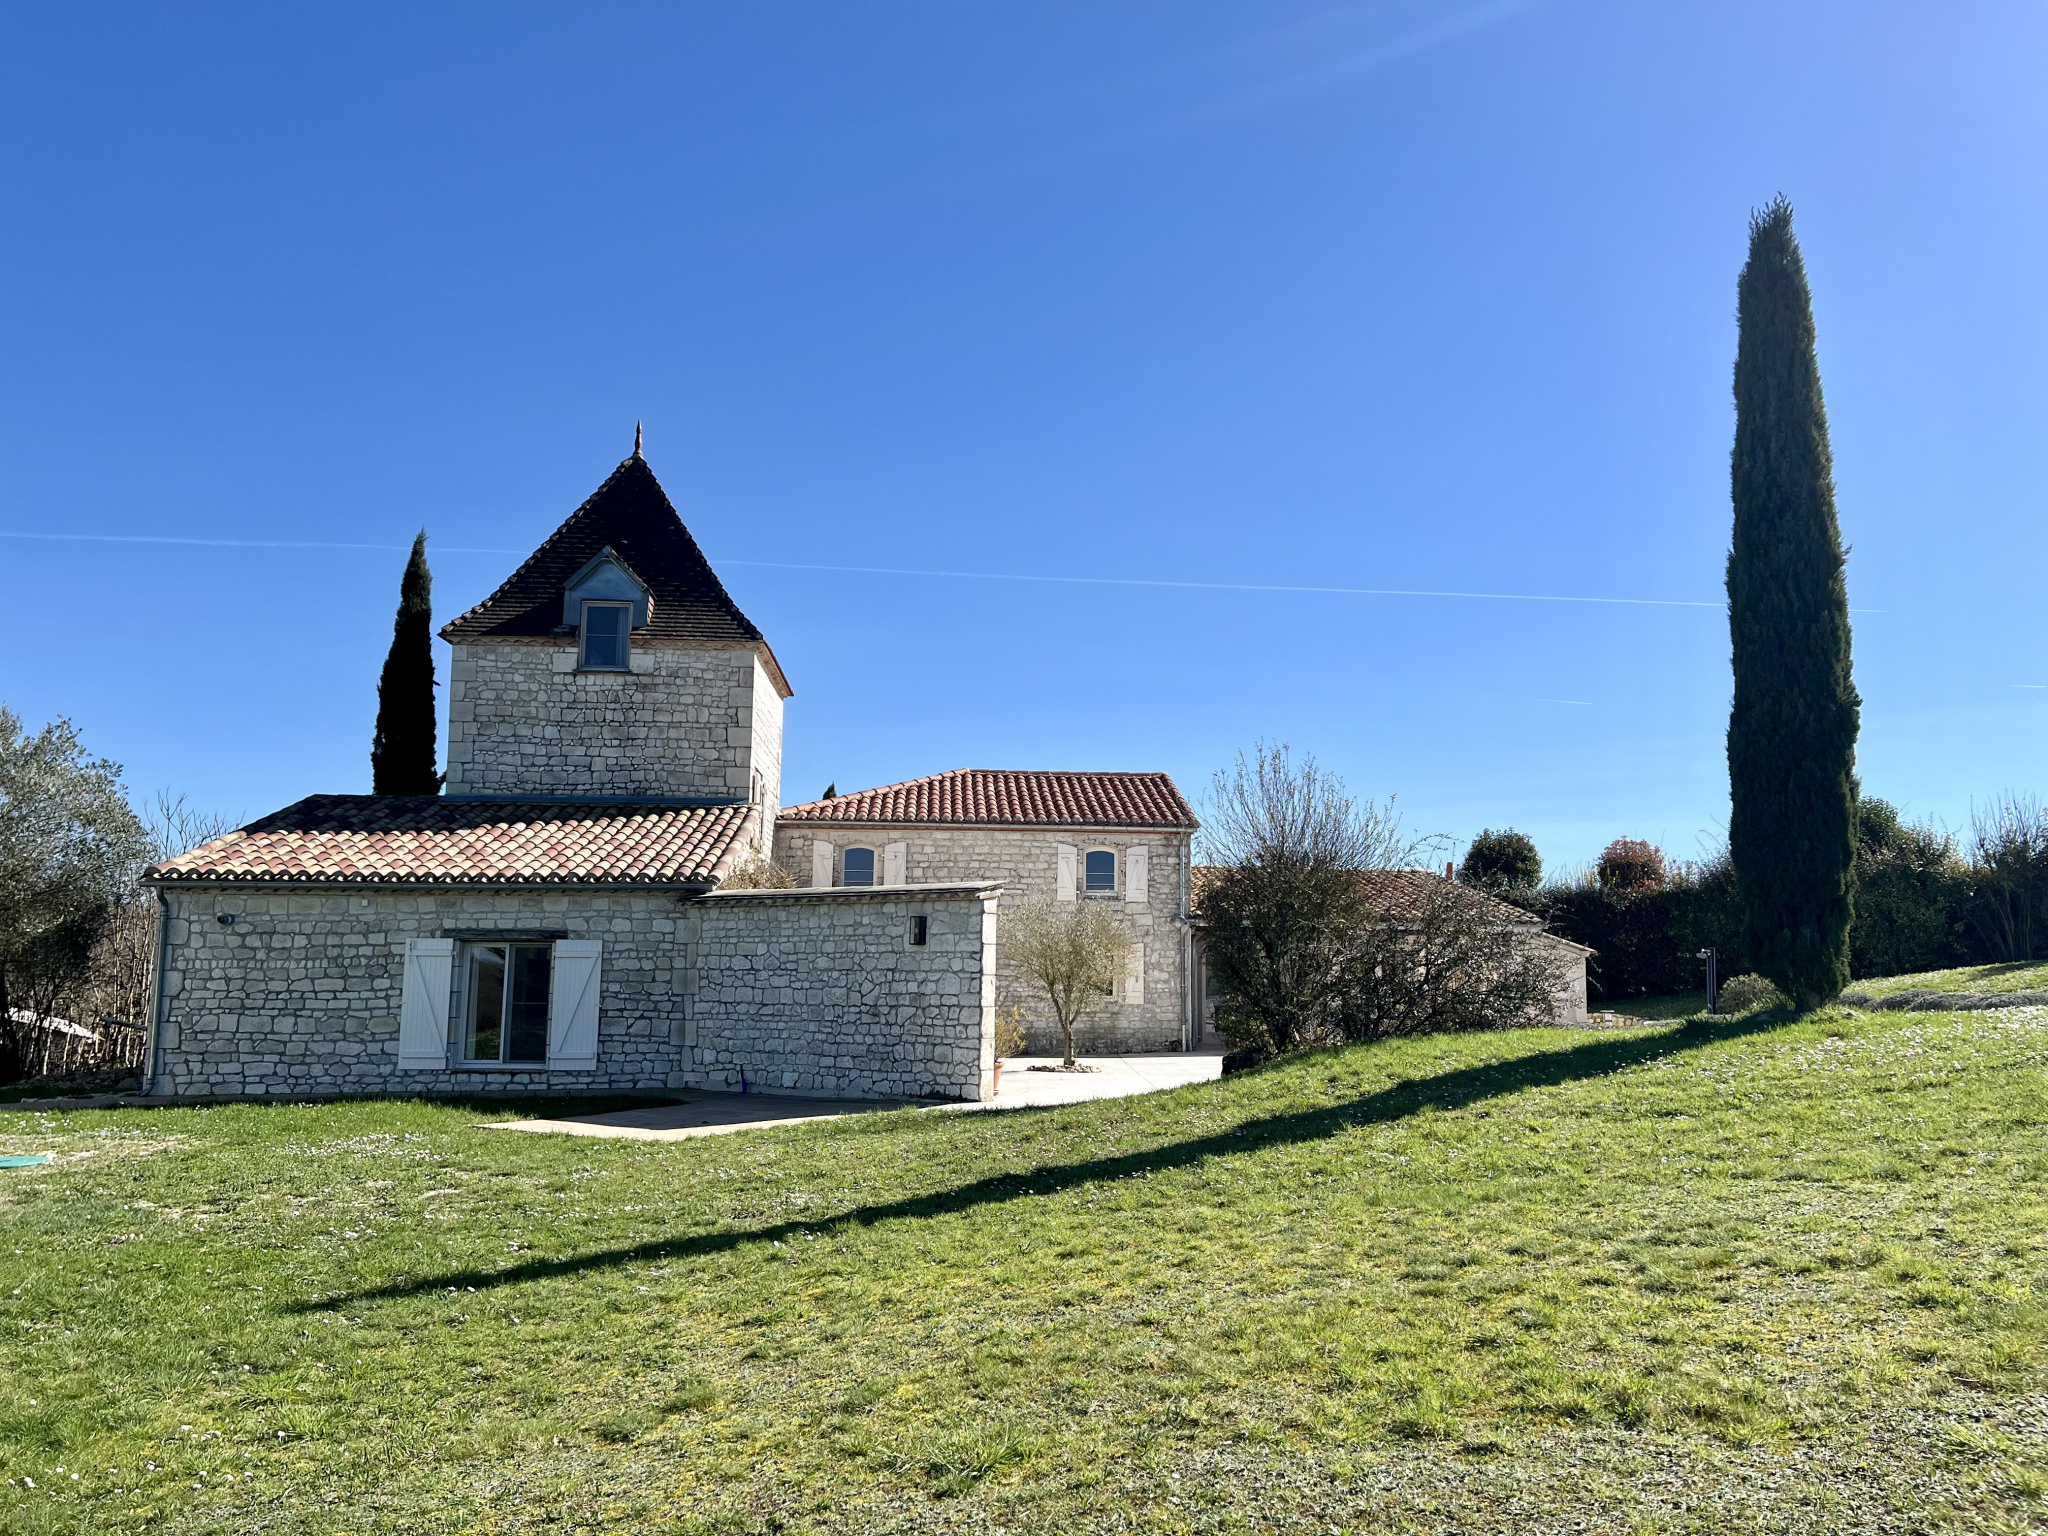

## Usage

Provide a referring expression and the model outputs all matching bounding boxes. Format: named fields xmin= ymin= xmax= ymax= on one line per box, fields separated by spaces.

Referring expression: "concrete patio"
xmin=482 ymin=1048 xmax=1226 ymax=1142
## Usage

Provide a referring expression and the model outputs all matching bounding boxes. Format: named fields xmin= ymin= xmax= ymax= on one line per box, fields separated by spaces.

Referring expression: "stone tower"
xmin=438 ymin=447 xmax=789 ymax=834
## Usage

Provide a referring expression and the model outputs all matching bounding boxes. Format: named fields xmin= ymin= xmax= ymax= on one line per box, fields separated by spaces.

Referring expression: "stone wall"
xmin=150 ymin=885 xmax=696 ymax=1098
xmin=683 ymin=884 xmax=998 ymax=1101
xmin=771 ymin=823 xmax=1190 ymax=1054
xmin=445 ymin=639 xmax=785 ymax=827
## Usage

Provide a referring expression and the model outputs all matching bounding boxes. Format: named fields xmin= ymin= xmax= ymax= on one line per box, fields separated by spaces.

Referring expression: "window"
xmin=1084 ymin=849 xmax=1117 ymax=895
xmin=841 ymin=847 xmax=876 ymax=887
xmin=907 ymin=915 xmax=928 ymax=947
xmin=580 ymin=601 xmax=631 ymax=670
xmin=460 ymin=943 xmax=552 ymax=1064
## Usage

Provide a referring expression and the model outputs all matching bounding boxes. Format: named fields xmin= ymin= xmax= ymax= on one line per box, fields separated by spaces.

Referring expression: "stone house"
xmin=140 ymin=447 xmax=1196 ymax=1101
xmin=773 ymin=768 xmax=1199 ymax=1055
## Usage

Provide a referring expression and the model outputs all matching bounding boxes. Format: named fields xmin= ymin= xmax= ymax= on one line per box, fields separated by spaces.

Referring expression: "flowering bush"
xmin=1597 ymin=839 xmax=1667 ymax=896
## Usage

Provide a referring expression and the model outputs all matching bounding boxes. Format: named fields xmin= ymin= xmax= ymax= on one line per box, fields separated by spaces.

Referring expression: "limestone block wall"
xmin=683 ymin=884 xmax=998 ymax=1102
xmin=771 ymin=823 xmax=1190 ymax=1054
xmin=148 ymin=885 xmax=695 ymax=1098
xmin=445 ymin=640 xmax=785 ymax=821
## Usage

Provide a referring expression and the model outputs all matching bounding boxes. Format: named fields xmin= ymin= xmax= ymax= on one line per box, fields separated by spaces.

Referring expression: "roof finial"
xmin=633 ymin=420 xmax=643 ymax=459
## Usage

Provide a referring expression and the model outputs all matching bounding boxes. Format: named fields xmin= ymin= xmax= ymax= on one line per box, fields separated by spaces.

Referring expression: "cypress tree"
xmin=1726 ymin=197 xmax=1859 ymax=1008
xmin=370 ymin=532 xmax=440 ymax=795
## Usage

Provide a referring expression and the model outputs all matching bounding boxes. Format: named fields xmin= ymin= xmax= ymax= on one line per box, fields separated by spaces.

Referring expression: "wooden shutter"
xmin=548 ymin=939 xmax=603 ymax=1071
xmin=1124 ymin=845 xmax=1149 ymax=905
xmin=1056 ymin=843 xmax=1077 ymax=901
xmin=1123 ymin=942 xmax=1145 ymax=1006
xmin=884 ymin=841 xmax=908 ymax=887
xmin=811 ymin=839 xmax=834 ymax=888
xmin=398 ymin=938 xmax=456 ymax=1069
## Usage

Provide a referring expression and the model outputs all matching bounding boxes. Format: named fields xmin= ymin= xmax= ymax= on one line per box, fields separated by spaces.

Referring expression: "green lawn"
xmin=2 ymin=1000 xmax=2046 ymax=1534
xmin=1847 ymin=961 xmax=2048 ymax=999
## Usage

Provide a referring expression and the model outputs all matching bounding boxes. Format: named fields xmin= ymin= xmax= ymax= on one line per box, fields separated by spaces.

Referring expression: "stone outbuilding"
xmin=140 ymin=447 xmax=1198 ymax=1101
xmin=773 ymin=768 xmax=1200 ymax=1054
xmin=1188 ymin=866 xmax=1592 ymax=1045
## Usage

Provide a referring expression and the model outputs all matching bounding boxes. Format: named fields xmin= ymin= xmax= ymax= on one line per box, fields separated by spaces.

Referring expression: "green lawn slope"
xmin=2 ymin=994 xmax=2045 ymax=1534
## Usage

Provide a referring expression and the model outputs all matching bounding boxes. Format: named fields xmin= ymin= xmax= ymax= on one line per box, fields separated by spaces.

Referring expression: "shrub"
xmin=1525 ymin=855 xmax=1741 ymax=1002
xmin=1966 ymin=794 xmax=2048 ymax=963
xmin=1716 ymin=973 xmax=1787 ymax=1014
xmin=717 ymin=849 xmax=796 ymax=889
xmin=1597 ymin=839 xmax=1666 ymax=896
xmin=992 ymin=1008 xmax=1028 ymax=1060
xmin=1460 ymin=829 xmax=1541 ymax=893
xmin=1851 ymin=798 xmax=1968 ymax=978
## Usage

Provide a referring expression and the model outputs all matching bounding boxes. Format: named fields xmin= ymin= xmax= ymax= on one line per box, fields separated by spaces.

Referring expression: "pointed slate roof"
xmin=441 ymin=454 xmax=786 ymax=690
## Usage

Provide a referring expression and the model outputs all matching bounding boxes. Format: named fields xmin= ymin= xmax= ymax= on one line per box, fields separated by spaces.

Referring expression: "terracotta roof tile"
xmin=1191 ymin=865 xmax=1552 ymax=927
xmin=146 ymin=796 xmax=757 ymax=886
xmin=779 ymin=769 xmax=1197 ymax=830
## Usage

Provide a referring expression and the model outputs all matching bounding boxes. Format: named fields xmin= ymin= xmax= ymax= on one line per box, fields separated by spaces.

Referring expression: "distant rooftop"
xmin=780 ymin=769 xmax=1198 ymax=830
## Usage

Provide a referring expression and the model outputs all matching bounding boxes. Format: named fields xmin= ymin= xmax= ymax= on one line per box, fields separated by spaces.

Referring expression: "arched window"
xmin=1084 ymin=849 xmax=1117 ymax=895
xmin=841 ymin=847 xmax=877 ymax=887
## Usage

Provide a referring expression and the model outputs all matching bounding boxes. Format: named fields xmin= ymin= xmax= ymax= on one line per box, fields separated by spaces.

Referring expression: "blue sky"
xmin=3 ymin=1 xmax=2044 ymax=873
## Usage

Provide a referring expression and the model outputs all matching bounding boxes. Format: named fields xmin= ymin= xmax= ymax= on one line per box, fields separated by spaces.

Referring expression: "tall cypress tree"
xmin=370 ymin=532 xmax=439 ymax=795
xmin=1727 ymin=197 xmax=1859 ymax=1008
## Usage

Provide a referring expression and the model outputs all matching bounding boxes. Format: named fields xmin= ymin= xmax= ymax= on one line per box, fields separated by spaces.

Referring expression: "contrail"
xmin=718 ymin=558 xmax=1723 ymax=609
xmin=0 ymin=530 xmax=523 ymax=554
xmin=3 ymin=528 xmax=1882 ymax=613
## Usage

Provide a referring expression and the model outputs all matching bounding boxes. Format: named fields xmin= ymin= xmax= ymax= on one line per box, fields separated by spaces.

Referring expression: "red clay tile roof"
xmin=780 ymin=770 xmax=1197 ymax=830
xmin=1191 ymin=865 xmax=1562 ymax=930
xmin=439 ymin=452 xmax=791 ymax=695
xmin=145 ymin=796 xmax=758 ymax=886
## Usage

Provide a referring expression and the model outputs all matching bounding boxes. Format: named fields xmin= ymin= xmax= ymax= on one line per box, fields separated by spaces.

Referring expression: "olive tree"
xmin=1006 ymin=898 xmax=1132 ymax=1068
xmin=0 ymin=708 xmax=149 ymax=1080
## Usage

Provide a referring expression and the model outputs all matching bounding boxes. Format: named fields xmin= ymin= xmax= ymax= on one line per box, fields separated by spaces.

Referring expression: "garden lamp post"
xmin=1697 ymin=948 xmax=1719 ymax=1015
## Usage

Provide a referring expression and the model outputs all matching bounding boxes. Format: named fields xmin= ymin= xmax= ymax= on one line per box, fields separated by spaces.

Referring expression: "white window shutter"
xmin=548 ymin=939 xmax=603 ymax=1071
xmin=1056 ymin=843 xmax=1077 ymax=901
xmin=884 ymin=841 xmax=908 ymax=887
xmin=1124 ymin=845 xmax=1149 ymax=905
xmin=811 ymin=839 xmax=834 ymax=888
xmin=1123 ymin=941 xmax=1146 ymax=1006
xmin=398 ymin=938 xmax=456 ymax=1068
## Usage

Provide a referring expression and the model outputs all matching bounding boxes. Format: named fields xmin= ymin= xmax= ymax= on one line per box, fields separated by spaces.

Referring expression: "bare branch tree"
xmin=1200 ymin=743 xmax=1434 ymax=1056
xmin=1006 ymin=898 xmax=1132 ymax=1068
xmin=716 ymin=849 xmax=797 ymax=889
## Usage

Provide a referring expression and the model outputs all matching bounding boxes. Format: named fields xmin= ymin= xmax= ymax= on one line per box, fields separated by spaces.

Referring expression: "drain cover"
xmin=0 ymin=1155 xmax=51 ymax=1169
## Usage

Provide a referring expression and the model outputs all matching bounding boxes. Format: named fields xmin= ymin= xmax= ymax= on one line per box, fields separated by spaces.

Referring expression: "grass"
xmin=1595 ymin=989 xmax=1708 ymax=1021
xmin=1848 ymin=961 xmax=2048 ymax=998
xmin=1 ymin=995 xmax=2045 ymax=1534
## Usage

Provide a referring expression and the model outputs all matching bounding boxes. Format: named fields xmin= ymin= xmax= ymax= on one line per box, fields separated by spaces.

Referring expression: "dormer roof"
xmin=441 ymin=453 xmax=788 ymax=691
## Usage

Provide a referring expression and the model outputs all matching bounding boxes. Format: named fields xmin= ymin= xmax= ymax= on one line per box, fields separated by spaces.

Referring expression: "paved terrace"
xmin=483 ymin=1049 xmax=1226 ymax=1142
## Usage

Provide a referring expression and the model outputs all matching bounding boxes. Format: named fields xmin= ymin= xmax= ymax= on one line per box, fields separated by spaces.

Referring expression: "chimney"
xmin=1446 ymin=861 xmax=1455 ymax=880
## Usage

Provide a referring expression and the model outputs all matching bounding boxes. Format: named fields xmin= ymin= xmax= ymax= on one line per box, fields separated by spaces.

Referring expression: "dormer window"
xmin=580 ymin=602 xmax=631 ymax=670
xmin=562 ymin=547 xmax=652 ymax=671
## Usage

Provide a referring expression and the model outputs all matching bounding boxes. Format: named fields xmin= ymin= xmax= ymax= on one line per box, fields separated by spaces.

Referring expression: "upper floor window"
xmin=580 ymin=601 xmax=631 ymax=670
xmin=1084 ymin=849 xmax=1117 ymax=895
xmin=460 ymin=942 xmax=552 ymax=1064
xmin=842 ymin=847 xmax=876 ymax=887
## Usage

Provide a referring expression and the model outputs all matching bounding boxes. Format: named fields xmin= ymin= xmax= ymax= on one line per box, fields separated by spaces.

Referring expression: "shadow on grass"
xmin=300 ymin=1012 xmax=1787 ymax=1312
